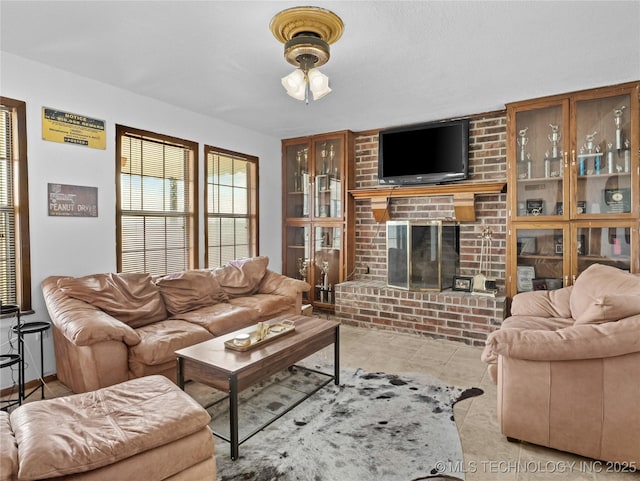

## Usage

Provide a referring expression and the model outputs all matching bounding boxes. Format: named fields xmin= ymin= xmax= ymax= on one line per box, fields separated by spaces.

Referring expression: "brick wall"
xmin=335 ymin=111 xmax=509 ymax=346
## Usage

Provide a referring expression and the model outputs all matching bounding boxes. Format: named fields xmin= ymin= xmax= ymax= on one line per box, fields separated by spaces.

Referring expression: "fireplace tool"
xmin=473 ymin=227 xmax=498 ymax=296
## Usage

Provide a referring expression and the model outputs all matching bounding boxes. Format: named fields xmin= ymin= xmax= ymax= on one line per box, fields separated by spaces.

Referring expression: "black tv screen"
xmin=378 ymin=119 xmax=469 ymax=185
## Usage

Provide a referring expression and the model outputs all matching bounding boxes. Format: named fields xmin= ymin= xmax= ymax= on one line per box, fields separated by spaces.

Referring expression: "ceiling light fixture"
xmin=270 ymin=6 xmax=344 ymax=104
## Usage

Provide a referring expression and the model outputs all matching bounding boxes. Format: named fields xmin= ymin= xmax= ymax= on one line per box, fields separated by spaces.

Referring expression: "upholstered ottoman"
xmin=0 ymin=375 xmax=215 ymax=481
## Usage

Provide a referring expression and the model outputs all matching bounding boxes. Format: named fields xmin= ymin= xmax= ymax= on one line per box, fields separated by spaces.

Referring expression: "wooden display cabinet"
xmin=282 ymin=131 xmax=354 ymax=310
xmin=506 ymin=82 xmax=639 ymax=296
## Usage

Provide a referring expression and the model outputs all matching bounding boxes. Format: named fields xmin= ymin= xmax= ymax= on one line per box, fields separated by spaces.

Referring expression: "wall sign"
xmin=48 ymin=183 xmax=98 ymax=217
xmin=42 ymin=107 xmax=106 ymax=149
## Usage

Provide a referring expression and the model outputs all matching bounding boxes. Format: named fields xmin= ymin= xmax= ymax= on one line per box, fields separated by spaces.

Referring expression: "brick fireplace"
xmin=335 ymin=111 xmax=508 ymax=346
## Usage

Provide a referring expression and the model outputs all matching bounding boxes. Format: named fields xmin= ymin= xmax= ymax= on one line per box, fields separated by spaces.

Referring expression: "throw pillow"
xmin=58 ymin=273 xmax=167 ymax=328
xmin=156 ymin=270 xmax=228 ymax=315
xmin=570 ymin=263 xmax=640 ymax=323
xmin=213 ymin=256 xmax=269 ymax=297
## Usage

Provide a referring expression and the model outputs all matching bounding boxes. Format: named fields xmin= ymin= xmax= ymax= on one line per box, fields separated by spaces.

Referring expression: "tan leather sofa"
xmin=0 ymin=375 xmax=215 ymax=481
xmin=42 ymin=256 xmax=310 ymax=393
xmin=482 ymin=263 xmax=640 ymax=466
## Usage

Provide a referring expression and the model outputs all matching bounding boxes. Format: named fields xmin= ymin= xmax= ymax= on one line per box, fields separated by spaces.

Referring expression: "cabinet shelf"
xmin=517 ymin=177 xmax=563 ymax=183
xmin=577 ymin=172 xmax=631 ymax=180
xmin=579 ymin=255 xmax=631 ymax=262
xmin=517 ymin=254 xmax=562 ymax=260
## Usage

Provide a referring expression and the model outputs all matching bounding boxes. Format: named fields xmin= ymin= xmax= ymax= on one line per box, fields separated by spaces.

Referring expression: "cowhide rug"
xmin=187 ymin=366 xmax=481 ymax=481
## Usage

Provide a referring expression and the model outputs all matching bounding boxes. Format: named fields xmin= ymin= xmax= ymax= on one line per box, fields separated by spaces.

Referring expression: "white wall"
xmin=0 ymin=53 xmax=283 ymax=388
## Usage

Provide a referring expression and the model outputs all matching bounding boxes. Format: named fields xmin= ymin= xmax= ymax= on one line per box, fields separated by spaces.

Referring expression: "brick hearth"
xmin=336 ymin=280 xmax=506 ymax=347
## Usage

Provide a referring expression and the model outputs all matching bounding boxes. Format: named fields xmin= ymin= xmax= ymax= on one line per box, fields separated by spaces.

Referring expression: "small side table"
xmin=1 ymin=304 xmax=21 ymax=411
xmin=12 ymin=321 xmax=51 ymax=400
xmin=0 ymin=354 xmax=21 ymax=410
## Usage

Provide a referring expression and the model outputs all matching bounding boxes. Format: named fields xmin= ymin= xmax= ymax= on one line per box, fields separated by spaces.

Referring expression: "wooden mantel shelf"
xmin=349 ymin=181 xmax=507 ymax=222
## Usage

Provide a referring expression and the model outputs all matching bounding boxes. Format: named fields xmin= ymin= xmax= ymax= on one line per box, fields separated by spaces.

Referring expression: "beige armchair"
xmin=482 ymin=264 xmax=640 ymax=466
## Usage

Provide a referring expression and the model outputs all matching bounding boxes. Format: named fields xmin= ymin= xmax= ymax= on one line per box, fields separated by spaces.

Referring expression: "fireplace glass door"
xmin=386 ymin=220 xmax=460 ymax=291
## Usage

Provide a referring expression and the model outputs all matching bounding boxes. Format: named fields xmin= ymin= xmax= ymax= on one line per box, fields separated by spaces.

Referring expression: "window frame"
xmin=204 ymin=145 xmax=259 ymax=268
xmin=0 ymin=97 xmax=31 ymax=312
xmin=115 ymin=124 xmax=199 ymax=274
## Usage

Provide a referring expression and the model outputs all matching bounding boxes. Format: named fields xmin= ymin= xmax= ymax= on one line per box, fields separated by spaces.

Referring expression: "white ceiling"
xmin=2 ymin=1 xmax=639 ymax=139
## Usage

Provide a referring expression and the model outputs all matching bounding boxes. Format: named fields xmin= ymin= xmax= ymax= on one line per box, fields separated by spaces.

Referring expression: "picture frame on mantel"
xmin=452 ymin=275 xmax=473 ymax=292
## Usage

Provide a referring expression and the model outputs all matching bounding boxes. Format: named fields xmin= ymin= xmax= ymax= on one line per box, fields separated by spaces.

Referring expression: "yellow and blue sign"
xmin=42 ymin=107 xmax=106 ymax=149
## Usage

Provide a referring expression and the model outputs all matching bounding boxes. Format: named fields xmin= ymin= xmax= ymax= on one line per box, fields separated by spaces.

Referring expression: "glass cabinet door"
xmin=284 ymin=142 xmax=310 ymax=219
xmin=313 ymin=225 xmax=341 ymax=306
xmin=572 ymin=222 xmax=636 ymax=282
xmin=512 ymin=102 xmax=568 ymax=220
xmin=284 ymin=225 xmax=310 ymax=301
xmin=313 ymin=138 xmax=342 ymax=219
xmin=573 ymin=92 xmax=633 ymax=218
xmin=512 ymin=225 xmax=568 ymax=293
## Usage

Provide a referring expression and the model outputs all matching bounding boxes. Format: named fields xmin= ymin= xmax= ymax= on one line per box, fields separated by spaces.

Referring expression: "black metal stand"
xmin=12 ymin=321 xmax=51 ymax=400
xmin=1 ymin=304 xmax=21 ymax=411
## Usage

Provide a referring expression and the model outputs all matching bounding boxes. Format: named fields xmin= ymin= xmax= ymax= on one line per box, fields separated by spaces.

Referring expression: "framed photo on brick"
xmin=452 ymin=275 xmax=473 ymax=292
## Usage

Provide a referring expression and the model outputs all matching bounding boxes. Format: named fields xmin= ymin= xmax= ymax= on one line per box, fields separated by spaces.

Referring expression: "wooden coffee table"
xmin=175 ymin=314 xmax=339 ymax=460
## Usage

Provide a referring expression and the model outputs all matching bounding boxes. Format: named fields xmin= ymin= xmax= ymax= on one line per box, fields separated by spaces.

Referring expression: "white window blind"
xmin=118 ymin=127 xmax=196 ymax=275
xmin=205 ymin=147 xmax=257 ymax=267
xmin=0 ymin=97 xmax=30 ymax=311
xmin=0 ymin=106 xmax=17 ymax=304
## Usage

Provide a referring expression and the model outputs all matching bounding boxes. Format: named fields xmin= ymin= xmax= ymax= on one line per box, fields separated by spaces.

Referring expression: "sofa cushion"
xmin=58 ymin=273 xmax=167 ymax=328
xmin=213 ymin=256 xmax=269 ymax=297
xmin=9 ymin=376 xmax=210 ymax=480
xmin=156 ymin=269 xmax=228 ymax=315
xmin=0 ymin=411 xmax=18 ymax=481
xmin=171 ymin=302 xmax=259 ymax=336
xmin=129 ymin=319 xmax=213 ymax=366
xmin=500 ymin=315 xmax=574 ymax=331
xmin=571 ymin=264 xmax=640 ymax=324
xmin=228 ymin=293 xmax=292 ymax=318
xmin=258 ymin=269 xmax=311 ymax=299
xmin=511 ymin=287 xmax=572 ymax=319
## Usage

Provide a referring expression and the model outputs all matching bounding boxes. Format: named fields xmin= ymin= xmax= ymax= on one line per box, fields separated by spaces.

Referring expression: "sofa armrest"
xmin=258 ymin=270 xmax=311 ymax=299
xmin=42 ymin=276 xmax=141 ymax=347
xmin=510 ymin=286 xmax=573 ymax=318
xmin=482 ymin=314 xmax=640 ymax=363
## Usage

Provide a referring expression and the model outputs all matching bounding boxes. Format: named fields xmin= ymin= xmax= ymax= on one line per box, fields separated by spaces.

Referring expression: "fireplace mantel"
xmin=349 ymin=181 xmax=507 ymax=222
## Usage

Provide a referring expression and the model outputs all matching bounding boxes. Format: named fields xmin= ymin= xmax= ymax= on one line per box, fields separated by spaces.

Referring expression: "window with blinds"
xmin=205 ymin=146 xmax=258 ymax=268
xmin=0 ymin=97 xmax=31 ymax=310
xmin=116 ymin=126 xmax=198 ymax=276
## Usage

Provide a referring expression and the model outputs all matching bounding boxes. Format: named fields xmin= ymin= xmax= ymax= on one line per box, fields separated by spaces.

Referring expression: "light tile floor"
xmin=4 ymin=323 xmax=638 ymax=481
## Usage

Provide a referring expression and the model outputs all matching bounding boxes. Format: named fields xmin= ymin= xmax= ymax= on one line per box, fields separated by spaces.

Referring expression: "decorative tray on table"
xmin=224 ymin=320 xmax=296 ymax=352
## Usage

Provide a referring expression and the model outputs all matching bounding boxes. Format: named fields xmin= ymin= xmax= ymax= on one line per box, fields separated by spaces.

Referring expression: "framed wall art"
xmin=48 ymin=183 xmax=98 ymax=217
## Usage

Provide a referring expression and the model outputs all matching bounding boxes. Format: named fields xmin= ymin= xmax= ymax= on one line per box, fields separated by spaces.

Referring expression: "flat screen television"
xmin=378 ymin=118 xmax=469 ymax=186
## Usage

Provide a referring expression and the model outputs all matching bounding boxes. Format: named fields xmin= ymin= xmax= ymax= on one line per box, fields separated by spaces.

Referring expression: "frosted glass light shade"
xmin=281 ymin=67 xmax=331 ymax=102
xmin=308 ymin=68 xmax=331 ymax=99
xmin=281 ymin=69 xmax=306 ymax=100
